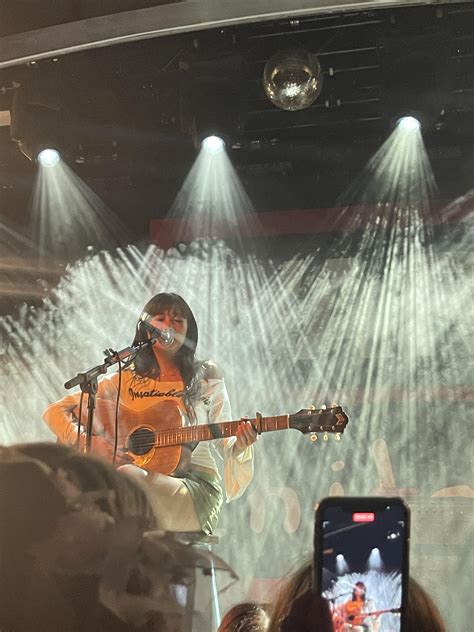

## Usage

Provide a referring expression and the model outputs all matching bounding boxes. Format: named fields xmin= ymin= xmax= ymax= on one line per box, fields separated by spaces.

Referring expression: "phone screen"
xmin=315 ymin=498 xmax=409 ymax=632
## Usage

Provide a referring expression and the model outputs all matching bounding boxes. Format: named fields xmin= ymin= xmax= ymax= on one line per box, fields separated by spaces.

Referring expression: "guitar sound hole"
xmin=128 ymin=428 xmax=155 ymax=456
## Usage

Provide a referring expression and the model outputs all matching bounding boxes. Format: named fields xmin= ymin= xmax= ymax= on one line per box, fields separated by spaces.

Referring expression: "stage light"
xmin=263 ymin=48 xmax=323 ymax=111
xmin=336 ymin=554 xmax=349 ymax=575
xmin=201 ymin=135 xmax=225 ymax=154
xmin=30 ymin=157 xmax=129 ymax=258
xmin=37 ymin=148 xmax=61 ymax=168
xmin=367 ymin=547 xmax=384 ymax=571
xmin=397 ymin=116 xmax=421 ymax=132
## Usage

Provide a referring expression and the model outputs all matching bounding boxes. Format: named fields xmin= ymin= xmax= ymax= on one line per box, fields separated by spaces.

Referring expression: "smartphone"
xmin=314 ymin=497 xmax=409 ymax=632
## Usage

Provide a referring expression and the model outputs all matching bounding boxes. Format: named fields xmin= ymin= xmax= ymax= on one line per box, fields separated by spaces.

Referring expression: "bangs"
xmin=143 ymin=293 xmax=190 ymax=319
xmin=133 ymin=292 xmax=198 ymax=383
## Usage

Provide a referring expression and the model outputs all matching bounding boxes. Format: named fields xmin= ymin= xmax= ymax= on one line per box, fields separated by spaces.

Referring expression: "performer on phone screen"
xmin=334 ymin=582 xmax=380 ymax=632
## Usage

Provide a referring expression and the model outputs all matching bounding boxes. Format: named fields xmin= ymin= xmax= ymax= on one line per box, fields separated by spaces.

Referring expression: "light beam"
xmin=367 ymin=548 xmax=384 ymax=571
xmin=30 ymin=159 xmax=130 ymax=259
xmin=336 ymin=554 xmax=349 ymax=575
xmin=167 ymin=138 xmax=257 ymax=244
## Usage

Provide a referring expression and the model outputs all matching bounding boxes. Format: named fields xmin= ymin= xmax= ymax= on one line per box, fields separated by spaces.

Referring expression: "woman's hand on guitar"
xmin=234 ymin=419 xmax=258 ymax=454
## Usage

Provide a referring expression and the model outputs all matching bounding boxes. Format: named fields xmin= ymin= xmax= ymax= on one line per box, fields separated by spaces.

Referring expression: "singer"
xmin=42 ymin=292 xmax=257 ymax=534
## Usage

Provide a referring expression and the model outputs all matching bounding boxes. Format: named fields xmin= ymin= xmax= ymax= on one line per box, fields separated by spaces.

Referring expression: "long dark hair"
xmin=131 ymin=293 xmax=201 ymax=400
xmin=267 ymin=559 xmax=313 ymax=632
xmin=405 ymin=577 xmax=446 ymax=632
xmin=352 ymin=581 xmax=366 ymax=602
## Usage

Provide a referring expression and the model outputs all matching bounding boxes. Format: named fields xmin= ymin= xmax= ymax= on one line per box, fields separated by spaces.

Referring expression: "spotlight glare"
xmin=367 ymin=547 xmax=384 ymax=571
xmin=397 ymin=116 xmax=421 ymax=132
xmin=37 ymin=148 xmax=61 ymax=168
xmin=201 ymin=135 xmax=225 ymax=153
xmin=336 ymin=553 xmax=349 ymax=575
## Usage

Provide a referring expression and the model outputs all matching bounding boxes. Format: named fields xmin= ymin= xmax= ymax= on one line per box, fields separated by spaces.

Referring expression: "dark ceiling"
xmin=0 ymin=1 xmax=178 ymax=37
xmin=0 ymin=1 xmax=473 ymax=312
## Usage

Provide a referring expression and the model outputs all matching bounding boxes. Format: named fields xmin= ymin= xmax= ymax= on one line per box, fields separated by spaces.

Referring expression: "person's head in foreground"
xmin=0 ymin=442 xmax=194 ymax=632
xmin=266 ymin=559 xmax=447 ymax=632
xmin=218 ymin=601 xmax=269 ymax=631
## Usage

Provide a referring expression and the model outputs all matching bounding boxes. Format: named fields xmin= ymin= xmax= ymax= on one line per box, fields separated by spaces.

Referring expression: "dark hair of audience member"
xmin=217 ymin=601 xmax=268 ymax=632
xmin=266 ymin=559 xmax=312 ymax=632
xmin=266 ymin=558 xmax=447 ymax=632
xmin=0 ymin=443 xmax=157 ymax=632
xmin=405 ymin=577 xmax=446 ymax=632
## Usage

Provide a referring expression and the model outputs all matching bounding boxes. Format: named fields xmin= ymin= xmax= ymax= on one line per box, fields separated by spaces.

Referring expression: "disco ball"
xmin=263 ymin=48 xmax=323 ymax=111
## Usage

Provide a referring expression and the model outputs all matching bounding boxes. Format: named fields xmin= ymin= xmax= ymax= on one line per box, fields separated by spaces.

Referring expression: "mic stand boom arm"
xmin=63 ymin=338 xmax=155 ymax=453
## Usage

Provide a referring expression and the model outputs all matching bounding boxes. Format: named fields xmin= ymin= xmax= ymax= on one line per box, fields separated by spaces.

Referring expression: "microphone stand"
xmin=329 ymin=591 xmax=353 ymax=605
xmin=63 ymin=338 xmax=156 ymax=453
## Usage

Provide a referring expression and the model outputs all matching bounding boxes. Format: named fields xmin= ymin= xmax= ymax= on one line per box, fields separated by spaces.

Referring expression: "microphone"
xmin=332 ymin=591 xmax=353 ymax=601
xmin=140 ymin=320 xmax=175 ymax=346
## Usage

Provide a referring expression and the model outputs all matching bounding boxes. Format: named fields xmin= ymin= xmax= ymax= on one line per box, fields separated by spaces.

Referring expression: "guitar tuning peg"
xmin=323 ymin=432 xmax=329 ymax=441
xmin=310 ymin=433 xmax=318 ymax=443
xmin=309 ymin=405 xmax=316 ymax=410
xmin=321 ymin=404 xmax=327 ymax=410
xmin=335 ymin=433 xmax=341 ymax=441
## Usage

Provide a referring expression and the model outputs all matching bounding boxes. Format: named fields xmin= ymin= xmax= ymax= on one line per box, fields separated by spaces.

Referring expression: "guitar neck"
xmin=155 ymin=414 xmax=289 ymax=447
xmin=367 ymin=608 xmax=400 ymax=617
xmin=351 ymin=608 xmax=400 ymax=620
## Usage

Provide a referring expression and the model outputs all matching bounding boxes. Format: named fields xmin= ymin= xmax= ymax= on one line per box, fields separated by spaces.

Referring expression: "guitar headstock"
xmin=289 ymin=406 xmax=349 ymax=442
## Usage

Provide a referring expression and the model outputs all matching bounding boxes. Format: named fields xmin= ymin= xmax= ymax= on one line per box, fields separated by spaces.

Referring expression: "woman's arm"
xmin=42 ymin=375 xmax=119 ymax=445
xmin=203 ymin=362 xmax=256 ymax=501
xmin=43 ymin=391 xmax=86 ymax=444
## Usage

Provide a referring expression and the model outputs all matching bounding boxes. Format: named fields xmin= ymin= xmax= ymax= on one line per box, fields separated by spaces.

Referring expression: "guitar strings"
xmin=115 ymin=412 xmax=342 ymax=451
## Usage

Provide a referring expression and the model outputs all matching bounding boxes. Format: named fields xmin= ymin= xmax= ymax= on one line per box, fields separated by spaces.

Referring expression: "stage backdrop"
xmin=0 ymin=232 xmax=472 ymax=631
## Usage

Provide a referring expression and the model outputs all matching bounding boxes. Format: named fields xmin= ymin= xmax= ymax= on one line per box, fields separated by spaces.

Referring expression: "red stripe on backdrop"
xmin=149 ymin=200 xmax=467 ymax=249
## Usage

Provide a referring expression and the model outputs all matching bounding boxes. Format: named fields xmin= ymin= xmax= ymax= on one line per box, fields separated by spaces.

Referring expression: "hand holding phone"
xmin=314 ymin=497 xmax=410 ymax=632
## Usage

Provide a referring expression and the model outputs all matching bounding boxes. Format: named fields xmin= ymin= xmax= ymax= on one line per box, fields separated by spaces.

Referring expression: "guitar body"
xmin=333 ymin=604 xmax=399 ymax=631
xmin=333 ymin=601 xmax=364 ymax=631
xmin=92 ymin=398 xmax=191 ymax=475
xmin=76 ymin=400 xmax=349 ymax=475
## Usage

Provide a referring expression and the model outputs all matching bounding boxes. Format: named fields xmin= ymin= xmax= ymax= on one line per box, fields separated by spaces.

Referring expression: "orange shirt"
xmin=42 ymin=368 xmax=255 ymax=501
xmin=342 ymin=598 xmax=365 ymax=625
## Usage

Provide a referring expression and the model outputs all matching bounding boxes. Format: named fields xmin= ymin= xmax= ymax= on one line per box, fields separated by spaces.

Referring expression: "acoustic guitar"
xmin=333 ymin=605 xmax=401 ymax=630
xmin=84 ymin=399 xmax=349 ymax=475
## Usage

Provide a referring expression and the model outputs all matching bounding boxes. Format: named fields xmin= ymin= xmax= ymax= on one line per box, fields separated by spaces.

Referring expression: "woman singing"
xmin=335 ymin=582 xmax=369 ymax=631
xmin=43 ymin=292 xmax=257 ymax=534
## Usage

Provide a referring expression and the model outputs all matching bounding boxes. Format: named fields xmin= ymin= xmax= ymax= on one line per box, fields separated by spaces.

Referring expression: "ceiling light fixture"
xmin=37 ymin=148 xmax=61 ymax=167
xmin=201 ymin=135 xmax=226 ymax=153
xmin=397 ymin=116 xmax=421 ymax=132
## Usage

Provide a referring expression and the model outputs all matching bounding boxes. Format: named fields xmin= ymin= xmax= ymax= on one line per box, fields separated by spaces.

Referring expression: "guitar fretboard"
xmin=154 ymin=415 xmax=289 ymax=447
